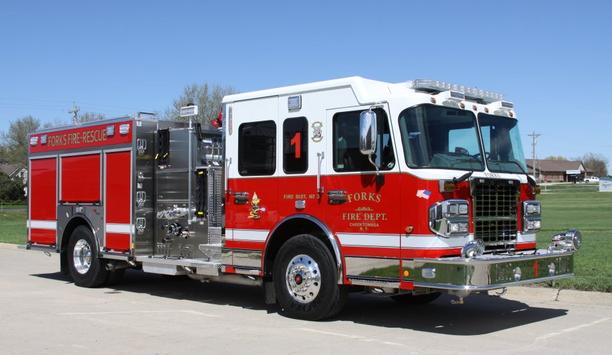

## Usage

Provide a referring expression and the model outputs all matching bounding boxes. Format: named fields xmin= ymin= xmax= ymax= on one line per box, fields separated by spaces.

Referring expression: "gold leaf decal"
xmin=248 ymin=192 xmax=264 ymax=219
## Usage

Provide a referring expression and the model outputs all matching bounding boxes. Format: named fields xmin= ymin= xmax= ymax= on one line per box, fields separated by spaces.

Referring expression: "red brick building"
xmin=526 ymin=159 xmax=587 ymax=182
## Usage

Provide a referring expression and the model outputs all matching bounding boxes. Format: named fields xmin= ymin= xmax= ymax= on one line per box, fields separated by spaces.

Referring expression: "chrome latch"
xmin=137 ymin=138 xmax=147 ymax=155
xmin=136 ymin=191 xmax=146 ymax=208
xmin=136 ymin=217 xmax=146 ymax=234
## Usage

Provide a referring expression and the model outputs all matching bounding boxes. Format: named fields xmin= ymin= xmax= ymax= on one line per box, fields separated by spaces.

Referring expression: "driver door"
xmin=323 ymin=106 xmax=403 ymax=280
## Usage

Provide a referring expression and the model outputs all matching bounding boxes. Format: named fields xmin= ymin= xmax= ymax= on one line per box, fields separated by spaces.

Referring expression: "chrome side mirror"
xmin=359 ymin=109 xmax=377 ymax=156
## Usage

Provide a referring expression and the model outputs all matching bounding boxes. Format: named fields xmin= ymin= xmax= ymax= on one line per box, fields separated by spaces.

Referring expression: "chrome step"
xmin=138 ymin=256 xmax=221 ymax=276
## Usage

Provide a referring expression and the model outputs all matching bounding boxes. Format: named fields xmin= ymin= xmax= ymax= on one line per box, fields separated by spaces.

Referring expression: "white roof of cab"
xmin=222 ymin=76 xmax=397 ymax=105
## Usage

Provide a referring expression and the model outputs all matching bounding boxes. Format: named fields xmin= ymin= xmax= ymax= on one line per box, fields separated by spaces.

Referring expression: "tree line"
xmin=543 ymin=154 xmax=609 ymax=177
xmin=0 ymin=83 xmax=234 ymax=202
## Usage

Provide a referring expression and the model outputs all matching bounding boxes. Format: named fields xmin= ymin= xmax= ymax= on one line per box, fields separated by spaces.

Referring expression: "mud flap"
xmin=264 ymin=280 xmax=276 ymax=304
xmin=60 ymin=249 xmax=69 ymax=275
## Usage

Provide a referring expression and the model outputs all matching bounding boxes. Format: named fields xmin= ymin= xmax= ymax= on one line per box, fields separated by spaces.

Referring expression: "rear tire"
xmin=273 ymin=234 xmax=346 ymax=320
xmin=67 ymin=225 xmax=109 ymax=288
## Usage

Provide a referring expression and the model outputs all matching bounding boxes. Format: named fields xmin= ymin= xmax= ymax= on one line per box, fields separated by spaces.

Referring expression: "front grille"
xmin=471 ymin=178 xmax=519 ymax=252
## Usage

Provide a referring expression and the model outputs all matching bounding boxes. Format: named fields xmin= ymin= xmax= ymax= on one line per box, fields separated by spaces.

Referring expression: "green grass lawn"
xmin=0 ymin=206 xmax=27 ymax=244
xmin=538 ymin=185 xmax=612 ymax=292
xmin=1 ymin=184 xmax=611 ymax=292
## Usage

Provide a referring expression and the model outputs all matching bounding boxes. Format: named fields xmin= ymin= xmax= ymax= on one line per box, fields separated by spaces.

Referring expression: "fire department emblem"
xmin=248 ymin=192 xmax=265 ymax=219
xmin=311 ymin=121 xmax=323 ymax=142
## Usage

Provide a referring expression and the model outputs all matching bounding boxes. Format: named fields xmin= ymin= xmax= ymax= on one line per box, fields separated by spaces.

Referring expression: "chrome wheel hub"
xmin=285 ymin=254 xmax=321 ymax=304
xmin=73 ymin=239 xmax=92 ymax=274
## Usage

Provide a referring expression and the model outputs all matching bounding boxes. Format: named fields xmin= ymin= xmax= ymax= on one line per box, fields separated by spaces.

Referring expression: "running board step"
xmin=139 ymin=257 xmax=221 ymax=276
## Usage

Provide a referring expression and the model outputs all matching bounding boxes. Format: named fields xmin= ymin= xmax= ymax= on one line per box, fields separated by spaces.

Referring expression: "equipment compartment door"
xmin=104 ymin=151 xmax=132 ymax=252
xmin=29 ymin=157 xmax=57 ymax=245
xmin=60 ymin=153 xmax=101 ymax=203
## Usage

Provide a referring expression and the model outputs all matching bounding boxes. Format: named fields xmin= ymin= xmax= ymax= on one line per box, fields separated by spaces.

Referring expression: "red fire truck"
xmin=27 ymin=77 xmax=581 ymax=320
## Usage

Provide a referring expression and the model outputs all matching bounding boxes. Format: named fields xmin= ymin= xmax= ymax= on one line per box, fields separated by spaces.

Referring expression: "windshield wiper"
xmin=491 ymin=160 xmax=537 ymax=187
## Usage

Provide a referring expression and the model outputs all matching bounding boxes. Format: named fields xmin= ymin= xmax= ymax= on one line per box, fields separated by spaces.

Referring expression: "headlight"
xmin=461 ymin=239 xmax=484 ymax=259
xmin=523 ymin=200 xmax=541 ymax=232
xmin=525 ymin=203 xmax=540 ymax=215
xmin=429 ymin=199 xmax=470 ymax=238
xmin=550 ymin=229 xmax=582 ymax=251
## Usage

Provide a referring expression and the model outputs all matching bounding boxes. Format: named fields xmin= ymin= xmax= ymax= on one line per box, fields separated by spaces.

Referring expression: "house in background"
xmin=526 ymin=159 xmax=589 ymax=182
xmin=0 ymin=163 xmax=27 ymax=185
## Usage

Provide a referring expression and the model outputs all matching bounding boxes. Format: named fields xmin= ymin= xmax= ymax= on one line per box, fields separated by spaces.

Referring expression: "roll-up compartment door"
xmin=61 ymin=154 xmax=101 ymax=203
xmin=104 ymin=151 xmax=132 ymax=252
xmin=29 ymin=158 xmax=57 ymax=245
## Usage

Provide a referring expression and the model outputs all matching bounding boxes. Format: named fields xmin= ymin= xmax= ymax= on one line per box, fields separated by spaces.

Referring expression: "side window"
xmin=333 ymin=109 xmax=395 ymax=172
xmin=238 ymin=120 xmax=276 ymax=176
xmin=283 ymin=117 xmax=308 ymax=174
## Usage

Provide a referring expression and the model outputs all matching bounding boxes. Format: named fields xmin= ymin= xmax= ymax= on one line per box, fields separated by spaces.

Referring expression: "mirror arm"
xmin=368 ymin=154 xmax=380 ymax=176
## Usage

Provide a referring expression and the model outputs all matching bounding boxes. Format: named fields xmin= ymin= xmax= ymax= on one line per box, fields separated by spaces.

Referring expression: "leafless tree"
xmin=581 ymin=153 xmax=609 ymax=177
xmin=165 ymin=83 xmax=236 ymax=129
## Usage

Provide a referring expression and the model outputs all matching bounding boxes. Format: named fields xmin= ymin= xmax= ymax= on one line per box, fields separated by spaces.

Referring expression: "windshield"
xmin=478 ymin=113 xmax=527 ymax=174
xmin=398 ymin=104 xmax=484 ymax=171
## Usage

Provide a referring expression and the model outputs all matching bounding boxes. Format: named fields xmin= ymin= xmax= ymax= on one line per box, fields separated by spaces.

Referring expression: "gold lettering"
xmin=345 ymin=192 xmax=383 ymax=204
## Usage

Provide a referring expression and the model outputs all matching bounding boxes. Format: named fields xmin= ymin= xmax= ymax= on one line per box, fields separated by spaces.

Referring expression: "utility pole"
xmin=528 ymin=131 xmax=541 ymax=181
xmin=69 ymin=102 xmax=80 ymax=125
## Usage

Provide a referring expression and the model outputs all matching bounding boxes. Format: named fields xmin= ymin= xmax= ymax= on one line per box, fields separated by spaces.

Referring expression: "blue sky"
xmin=1 ymin=0 xmax=611 ymax=166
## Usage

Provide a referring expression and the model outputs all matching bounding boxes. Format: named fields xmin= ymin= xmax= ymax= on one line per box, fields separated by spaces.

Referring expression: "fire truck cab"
xmin=27 ymin=77 xmax=581 ymax=320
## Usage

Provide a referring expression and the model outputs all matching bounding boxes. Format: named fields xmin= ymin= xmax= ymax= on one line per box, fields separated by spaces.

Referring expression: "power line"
xmin=68 ymin=102 xmax=80 ymax=125
xmin=0 ymin=98 xmax=146 ymax=112
xmin=528 ymin=131 xmax=541 ymax=181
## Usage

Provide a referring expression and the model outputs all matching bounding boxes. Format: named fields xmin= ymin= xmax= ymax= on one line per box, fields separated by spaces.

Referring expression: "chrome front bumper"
xmin=404 ymin=250 xmax=574 ymax=292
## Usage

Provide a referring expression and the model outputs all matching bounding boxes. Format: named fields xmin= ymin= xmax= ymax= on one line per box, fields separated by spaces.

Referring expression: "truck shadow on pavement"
xmin=33 ymin=269 xmax=567 ymax=336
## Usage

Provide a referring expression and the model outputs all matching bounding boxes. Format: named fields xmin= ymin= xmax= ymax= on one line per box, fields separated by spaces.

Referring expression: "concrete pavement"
xmin=1 ymin=243 xmax=611 ymax=354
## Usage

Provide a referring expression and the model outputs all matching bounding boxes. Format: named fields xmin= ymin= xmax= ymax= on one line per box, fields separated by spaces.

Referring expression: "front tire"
xmin=273 ymin=234 xmax=346 ymax=320
xmin=67 ymin=225 xmax=109 ymax=288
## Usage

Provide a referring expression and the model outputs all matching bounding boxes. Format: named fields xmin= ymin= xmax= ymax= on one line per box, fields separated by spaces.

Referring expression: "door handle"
xmin=233 ymin=192 xmax=249 ymax=205
xmin=327 ymin=190 xmax=348 ymax=204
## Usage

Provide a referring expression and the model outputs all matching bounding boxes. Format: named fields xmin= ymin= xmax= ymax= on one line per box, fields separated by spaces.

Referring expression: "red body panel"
xmin=30 ymin=229 xmax=56 ymax=244
xmin=227 ymin=174 xmax=409 ymax=234
xmin=61 ymin=154 xmax=101 ymax=203
xmin=342 ymin=246 xmax=463 ymax=259
xmin=225 ymin=240 xmax=265 ymax=250
xmin=324 ymin=174 xmax=402 ymax=234
xmin=226 ymin=173 xmax=536 ymax=260
xmin=104 ymin=151 xmax=131 ymax=252
xmin=29 ymin=158 xmax=57 ymax=245
xmin=105 ymin=233 xmax=130 ymax=251
xmin=30 ymin=121 xmax=132 ymax=154
xmin=227 ymin=174 xmax=467 ymax=238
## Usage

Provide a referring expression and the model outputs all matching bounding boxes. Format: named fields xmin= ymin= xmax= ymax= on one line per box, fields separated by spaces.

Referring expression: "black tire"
xmin=273 ymin=234 xmax=346 ymax=320
xmin=391 ymin=292 xmax=441 ymax=305
xmin=67 ymin=225 xmax=109 ymax=288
